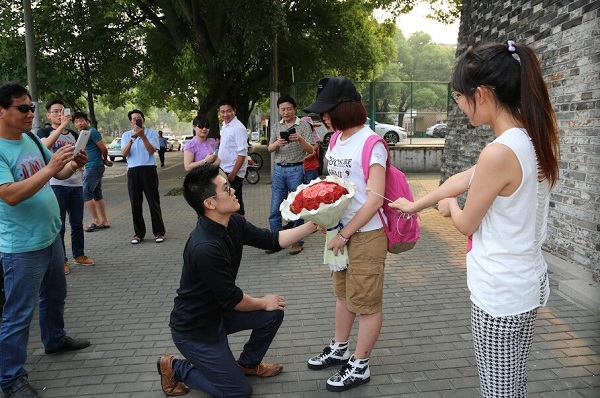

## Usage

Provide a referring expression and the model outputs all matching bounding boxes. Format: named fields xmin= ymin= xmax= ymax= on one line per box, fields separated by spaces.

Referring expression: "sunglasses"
xmin=9 ymin=104 xmax=35 ymax=114
xmin=207 ymin=183 xmax=232 ymax=200
xmin=195 ymin=124 xmax=210 ymax=129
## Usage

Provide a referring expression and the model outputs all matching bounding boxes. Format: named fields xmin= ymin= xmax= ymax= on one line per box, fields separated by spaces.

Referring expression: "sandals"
xmin=85 ymin=223 xmax=111 ymax=232
xmin=85 ymin=223 xmax=99 ymax=232
xmin=131 ymin=236 xmax=142 ymax=244
xmin=155 ymin=236 xmax=164 ymax=243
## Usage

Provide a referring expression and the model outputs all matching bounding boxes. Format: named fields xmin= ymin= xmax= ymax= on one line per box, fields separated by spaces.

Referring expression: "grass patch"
xmin=166 ymin=187 xmax=184 ymax=196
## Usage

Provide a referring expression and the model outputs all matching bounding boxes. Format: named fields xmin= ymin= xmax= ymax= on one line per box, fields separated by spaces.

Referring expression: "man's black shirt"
xmin=169 ymin=213 xmax=281 ymax=342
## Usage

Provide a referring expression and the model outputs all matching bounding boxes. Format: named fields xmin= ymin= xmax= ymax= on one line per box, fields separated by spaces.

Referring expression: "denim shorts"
xmin=82 ymin=166 xmax=105 ymax=201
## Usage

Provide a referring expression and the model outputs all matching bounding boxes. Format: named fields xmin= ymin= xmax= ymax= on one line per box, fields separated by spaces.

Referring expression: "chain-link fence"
xmin=291 ymin=80 xmax=451 ymax=145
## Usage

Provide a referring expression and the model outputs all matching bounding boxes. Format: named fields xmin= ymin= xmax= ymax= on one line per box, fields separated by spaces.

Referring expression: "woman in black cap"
xmin=303 ymin=77 xmax=388 ymax=392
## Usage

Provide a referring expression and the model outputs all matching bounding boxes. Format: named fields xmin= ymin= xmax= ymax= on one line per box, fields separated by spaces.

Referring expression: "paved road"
xmin=27 ymin=150 xmax=599 ymax=397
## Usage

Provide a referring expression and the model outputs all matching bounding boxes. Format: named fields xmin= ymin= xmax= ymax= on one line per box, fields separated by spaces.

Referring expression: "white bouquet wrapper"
xmin=280 ymin=176 xmax=356 ymax=271
xmin=324 ymin=229 xmax=349 ymax=272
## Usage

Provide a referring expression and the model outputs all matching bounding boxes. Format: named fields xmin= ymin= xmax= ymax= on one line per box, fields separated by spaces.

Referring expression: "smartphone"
xmin=281 ymin=127 xmax=294 ymax=142
xmin=135 ymin=119 xmax=143 ymax=128
xmin=63 ymin=108 xmax=71 ymax=116
xmin=286 ymin=127 xmax=296 ymax=142
xmin=73 ymin=130 xmax=91 ymax=155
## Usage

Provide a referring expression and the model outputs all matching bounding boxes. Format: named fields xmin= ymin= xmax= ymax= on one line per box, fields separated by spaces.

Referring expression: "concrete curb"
xmin=544 ymin=251 xmax=600 ymax=312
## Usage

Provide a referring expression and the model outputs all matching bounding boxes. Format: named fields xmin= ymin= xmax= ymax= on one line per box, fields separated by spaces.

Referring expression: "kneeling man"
xmin=158 ymin=164 xmax=319 ymax=397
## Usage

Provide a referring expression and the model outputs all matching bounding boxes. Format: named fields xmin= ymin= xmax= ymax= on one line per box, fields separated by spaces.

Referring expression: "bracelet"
xmin=338 ymin=233 xmax=349 ymax=243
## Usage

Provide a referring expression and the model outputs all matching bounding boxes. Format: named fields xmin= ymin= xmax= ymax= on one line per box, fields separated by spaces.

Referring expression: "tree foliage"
xmin=0 ymin=0 xmax=459 ymax=132
xmin=373 ymin=30 xmax=455 ymax=125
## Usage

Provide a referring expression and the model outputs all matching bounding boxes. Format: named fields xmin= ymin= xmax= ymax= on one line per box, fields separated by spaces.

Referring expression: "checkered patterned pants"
xmin=471 ymin=304 xmax=538 ymax=397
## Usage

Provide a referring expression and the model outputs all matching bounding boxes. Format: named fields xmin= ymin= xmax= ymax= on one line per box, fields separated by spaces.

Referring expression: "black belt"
xmin=276 ymin=162 xmax=303 ymax=167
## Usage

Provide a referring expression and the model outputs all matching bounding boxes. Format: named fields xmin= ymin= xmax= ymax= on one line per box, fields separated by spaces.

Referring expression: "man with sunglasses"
xmin=0 ymin=82 xmax=91 ymax=398
xmin=157 ymin=164 xmax=321 ymax=397
xmin=37 ymin=99 xmax=95 ymax=275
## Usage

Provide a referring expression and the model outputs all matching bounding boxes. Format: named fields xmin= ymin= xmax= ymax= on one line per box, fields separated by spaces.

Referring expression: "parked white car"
xmin=179 ymin=135 xmax=194 ymax=151
xmin=313 ymin=117 xmax=407 ymax=146
xmin=248 ymin=131 xmax=260 ymax=142
xmin=365 ymin=118 xmax=407 ymax=145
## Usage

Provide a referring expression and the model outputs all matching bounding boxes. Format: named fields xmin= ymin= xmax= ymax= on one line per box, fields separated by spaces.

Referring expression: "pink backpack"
xmin=329 ymin=132 xmax=419 ymax=253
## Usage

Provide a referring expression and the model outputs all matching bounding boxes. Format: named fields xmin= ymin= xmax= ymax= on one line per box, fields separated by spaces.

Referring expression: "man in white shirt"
xmin=217 ymin=99 xmax=248 ymax=215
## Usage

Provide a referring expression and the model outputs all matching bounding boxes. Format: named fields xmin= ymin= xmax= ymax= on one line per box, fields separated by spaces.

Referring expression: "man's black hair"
xmin=183 ymin=164 xmax=221 ymax=216
xmin=276 ymin=94 xmax=297 ymax=108
xmin=0 ymin=82 xmax=30 ymax=108
xmin=217 ymin=99 xmax=236 ymax=110
xmin=73 ymin=111 xmax=88 ymax=121
xmin=45 ymin=99 xmax=65 ymax=110
xmin=127 ymin=109 xmax=145 ymax=121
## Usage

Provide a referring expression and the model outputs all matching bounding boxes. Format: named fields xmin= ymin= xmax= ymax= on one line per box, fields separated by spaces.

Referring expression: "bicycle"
xmin=245 ymin=157 xmax=260 ymax=184
xmin=248 ymin=151 xmax=263 ymax=170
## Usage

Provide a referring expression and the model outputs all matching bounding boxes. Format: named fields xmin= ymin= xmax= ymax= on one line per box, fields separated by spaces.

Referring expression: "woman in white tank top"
xmin=391 ymin=41 xmax=560 ymax=397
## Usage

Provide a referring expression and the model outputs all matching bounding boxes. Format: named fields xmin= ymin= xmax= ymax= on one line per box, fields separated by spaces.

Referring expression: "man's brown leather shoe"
xmin=157 ymin=355 xmax=189 ymax=396
xmin=238 ymin=362 xmax=283 ymax=377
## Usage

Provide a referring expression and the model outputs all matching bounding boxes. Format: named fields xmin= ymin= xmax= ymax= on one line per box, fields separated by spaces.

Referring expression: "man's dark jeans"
xmin=171 ymin=309 xmax=284 ymax=398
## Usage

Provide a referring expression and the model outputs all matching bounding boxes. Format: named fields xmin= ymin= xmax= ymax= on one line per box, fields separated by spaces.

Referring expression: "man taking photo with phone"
xmin=37 ymin=100 xmax=95 ymax=274
xmin=121 ymin=109 xmax=166 ymax=245
xmin=73 ymin=111 xmax=113 ymax=233
xmin=266 ymin=95 xmax=314 ymax=255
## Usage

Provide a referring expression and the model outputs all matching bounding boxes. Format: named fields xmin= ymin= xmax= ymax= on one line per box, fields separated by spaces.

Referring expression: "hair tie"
xmin=507 ymin=40 xmax=516 ymax=53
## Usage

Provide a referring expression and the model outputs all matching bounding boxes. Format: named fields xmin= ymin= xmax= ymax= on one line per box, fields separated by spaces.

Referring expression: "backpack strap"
xmin=327 ymin=130 xmax=342 ymax=151
xmin=361 ymin=135 xmax=390 ymax=227
xmin=361 ymin=135 xmax=389 ymax=181
xmin=25 ymin=131 xmax=47 ymax=165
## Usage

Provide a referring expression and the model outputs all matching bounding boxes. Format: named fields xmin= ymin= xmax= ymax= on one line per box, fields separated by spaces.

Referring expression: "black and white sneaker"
xmin=326 ymin=355 xmax=370 ymax=392
xmin=307 ymin=340 xmax=350 ymax=370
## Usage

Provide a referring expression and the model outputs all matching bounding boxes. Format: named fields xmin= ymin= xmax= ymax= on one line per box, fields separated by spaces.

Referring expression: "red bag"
xmin=329 ymin=132 xmax=419 ymax=253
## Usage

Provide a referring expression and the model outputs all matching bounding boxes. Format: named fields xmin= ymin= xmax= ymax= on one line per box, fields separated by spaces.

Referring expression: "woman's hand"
xmin=389 ymin=197 xmax=416 ymax=213
xmin=437 ymin=197 xmax=456 ymax=217
xmin=327 ymin=233 xmax=347 ymax=256
xmin=204 ymin=153 xmax=217 ymax=164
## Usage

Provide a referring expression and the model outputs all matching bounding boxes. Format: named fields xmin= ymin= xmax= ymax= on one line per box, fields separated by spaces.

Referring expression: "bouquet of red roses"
xmin=289 ymin=181 xmax=349 ymax=214
xmin=280 ymin=176 xmax=355 ymax=229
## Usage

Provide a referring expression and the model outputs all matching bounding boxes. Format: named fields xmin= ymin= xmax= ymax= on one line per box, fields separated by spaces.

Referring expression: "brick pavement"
xmin=27 ymin=150 xmax=599 ymax=397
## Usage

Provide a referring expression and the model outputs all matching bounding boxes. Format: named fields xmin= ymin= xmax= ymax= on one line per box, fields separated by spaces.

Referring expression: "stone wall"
xmin=444 ymin=0 xmax=599 ymax=280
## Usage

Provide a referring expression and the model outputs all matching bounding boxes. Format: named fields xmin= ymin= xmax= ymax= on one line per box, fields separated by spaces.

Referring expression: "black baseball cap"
xmin=304 ymin=77 xmax=361 ymax=114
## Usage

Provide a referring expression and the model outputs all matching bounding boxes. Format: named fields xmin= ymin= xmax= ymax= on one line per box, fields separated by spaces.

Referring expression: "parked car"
xmin=365 ymin=118 xmax=407 ymax=145
xmin=306 ymin=116 xmax=407 ymax=146
xmin=425 ymin=123 xmax=447 ymax=138
xmin=107 ymin=138 xmax=124 ymax=161
xmin=248 ymin=131 xmax=260 ymax=142
xmin=179 ymin=135 xmax=194 ymax=150
xmin=166 ymin=137 xmax=181 ymax=151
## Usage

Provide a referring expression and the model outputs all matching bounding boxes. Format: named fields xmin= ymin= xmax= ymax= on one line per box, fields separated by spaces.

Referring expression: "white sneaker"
xmin=307 ymin=340 xmax=350 ymax=370
xmin=326 ymin=355 xmax=370 ymax=392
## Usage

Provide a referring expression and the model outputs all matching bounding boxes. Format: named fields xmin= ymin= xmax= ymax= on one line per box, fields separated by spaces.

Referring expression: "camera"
xmin=135 ymin=119 xmax=143 ymax=128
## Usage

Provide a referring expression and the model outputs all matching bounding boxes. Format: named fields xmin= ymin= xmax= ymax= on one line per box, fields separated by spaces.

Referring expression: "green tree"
xmin=0 ymin=0 xmax=140 ymax=128
xmin=124 ymin=0 xmax=399 ymax=132
xmin=374 ymin=30 xmax=455 ymax=126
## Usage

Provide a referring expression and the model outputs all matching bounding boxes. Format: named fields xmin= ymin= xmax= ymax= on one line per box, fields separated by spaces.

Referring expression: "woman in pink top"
xmin=183 ymin=115 xmax=220 ymax=172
